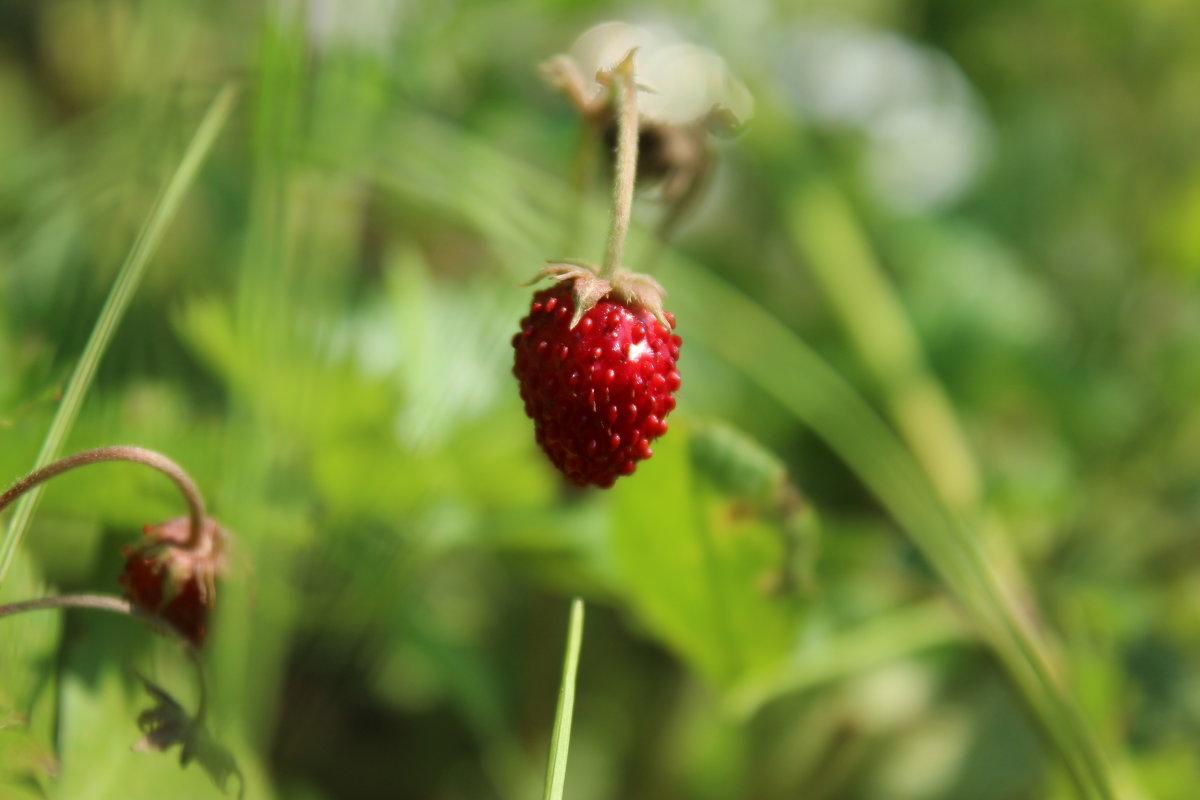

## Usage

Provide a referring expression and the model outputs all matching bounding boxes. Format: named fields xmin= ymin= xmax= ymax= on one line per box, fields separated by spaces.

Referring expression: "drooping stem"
xmin=599 ymin=50 xmax=641 ymax=280
xmin=0 ymin=592 xmax=209 ymax=722
xmin=0 ymin=446 xmax=207 ymax=548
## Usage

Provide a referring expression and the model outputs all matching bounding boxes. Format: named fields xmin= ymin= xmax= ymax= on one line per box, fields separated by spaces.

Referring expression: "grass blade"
xmin=0 ymin=83 xmax=238 ymax=588
xmin=542 ymin=598 xmax=585 ymax=800
xmin=727 ymin=599 xmax=966 ymax=718
xmin=784 ymin=179 xmax=981 ymax=513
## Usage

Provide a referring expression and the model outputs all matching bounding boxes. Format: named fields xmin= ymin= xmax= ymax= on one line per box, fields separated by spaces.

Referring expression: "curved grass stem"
xmin=782 ymin=177 xmax=1127 ymax=800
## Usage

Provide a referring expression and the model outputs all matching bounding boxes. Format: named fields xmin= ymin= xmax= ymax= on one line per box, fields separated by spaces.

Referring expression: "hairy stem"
xmin=0 ymin=592 xmax=208 ymax=722
xmin=600 ymin=50 xmax=640 ymax=279
xmin=0 ymin=446 xmax=207 ymax=548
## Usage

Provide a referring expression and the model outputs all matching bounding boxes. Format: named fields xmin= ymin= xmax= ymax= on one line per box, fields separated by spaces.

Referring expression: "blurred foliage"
xmin=3 ymin=0 xmax=1200 ymax=798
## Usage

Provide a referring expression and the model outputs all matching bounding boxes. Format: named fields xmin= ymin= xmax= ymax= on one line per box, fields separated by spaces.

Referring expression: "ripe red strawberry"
xmin=512 ymin=279 xmax=681 ymax=487
xmin=514 ymin=49 xmax=681 ymax=487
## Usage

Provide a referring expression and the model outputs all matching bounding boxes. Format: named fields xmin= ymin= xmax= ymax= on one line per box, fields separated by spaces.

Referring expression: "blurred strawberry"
xmin=119 ymin=516 xmax=228 ymax=646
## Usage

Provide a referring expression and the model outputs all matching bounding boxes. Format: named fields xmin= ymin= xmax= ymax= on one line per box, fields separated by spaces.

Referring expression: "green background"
xmin=2 ymin=1 xmax=1200 ymax=798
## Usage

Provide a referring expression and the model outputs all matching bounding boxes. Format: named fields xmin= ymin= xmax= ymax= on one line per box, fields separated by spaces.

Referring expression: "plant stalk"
xmin=542 ymin=598 xmax=585 ymax=800
xmin=0 ymin=445 xmax=207 ymax=548
xmin=600 ymin=51 xmax=640 ymax=279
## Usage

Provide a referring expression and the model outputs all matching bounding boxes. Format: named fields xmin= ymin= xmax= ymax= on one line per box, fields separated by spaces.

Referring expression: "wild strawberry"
xmin=514 ymin=50 xmax=683 ymax=487
xmin=161 ymin=577 xmax=208 ymax=645
xmin=512 ymin=274 xmax=681 ymax=488
xmin=120 ymin=547 xmax=165 ymax=611
xmin=119 ymin=515 xmax=228 ymax=646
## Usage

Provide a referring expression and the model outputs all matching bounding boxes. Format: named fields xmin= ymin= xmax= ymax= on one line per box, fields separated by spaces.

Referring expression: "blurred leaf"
xmin=53 ymin=616 xmax=227 ymax=799
xmin=610 ymin=424 xmax=802 ymax=686
xmin=0 ymin=550 xmax=61 ymax=793
xmin=132 ymin=675 xmax=243 ymax=799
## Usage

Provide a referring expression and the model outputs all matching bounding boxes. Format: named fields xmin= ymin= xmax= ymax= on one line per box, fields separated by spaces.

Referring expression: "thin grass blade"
xmin=542 ymin=598 xmax=585 ymax=800
xmin=0 ymin=83 xmax=238 ymax=588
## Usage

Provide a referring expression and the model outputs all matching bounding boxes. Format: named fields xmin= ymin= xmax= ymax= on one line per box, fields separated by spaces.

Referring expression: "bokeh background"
xmin=3 ymin=1 xmax=1200 ymax=798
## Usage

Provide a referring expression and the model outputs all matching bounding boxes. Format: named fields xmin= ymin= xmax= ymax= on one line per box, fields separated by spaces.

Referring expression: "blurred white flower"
xmin=779 ymin=22 xmax=990 ymax=212
xmin=542 ymin=21 xmax=754 ymax=239
xmin=278 ymin=0 xmax=406 ymax=54
xmin=561 ymin=21 xmax=754 ymax=126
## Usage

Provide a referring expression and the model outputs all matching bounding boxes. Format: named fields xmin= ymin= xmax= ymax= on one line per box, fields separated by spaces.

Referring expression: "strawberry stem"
xmin=0 ymin=446 xmax=208 ymax=550
xmin=0 ymin=591 xmax=209 ymax=720
xmin=600 ymin=50 xmax=640 ymax=280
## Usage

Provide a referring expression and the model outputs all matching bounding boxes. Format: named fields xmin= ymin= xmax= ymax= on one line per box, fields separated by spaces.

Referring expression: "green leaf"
xmin=609 ymin=424 xmax=802 ymax=686
xmin=53 ymin=617 xmax=214 ymax=799
xmin=0 ymin=549 xmax=62 ymax=793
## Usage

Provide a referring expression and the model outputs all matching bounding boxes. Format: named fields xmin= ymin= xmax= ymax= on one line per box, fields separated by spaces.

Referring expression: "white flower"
xmin=546 ymin=21 xmax=754 ymax=128
xmin=778 ymin=21 xmax=990 ymax=212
